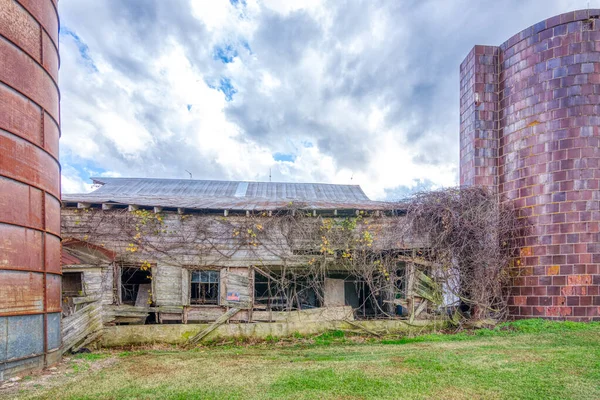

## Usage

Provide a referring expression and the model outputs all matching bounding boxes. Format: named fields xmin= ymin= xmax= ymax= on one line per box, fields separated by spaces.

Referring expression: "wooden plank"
xmin=187 ymin=307 xmax=240 ymax=345
xmin=135 ymin=283 xmax=152 ymax=307
xmin=324 ymin=278 xmax=345 ymax=307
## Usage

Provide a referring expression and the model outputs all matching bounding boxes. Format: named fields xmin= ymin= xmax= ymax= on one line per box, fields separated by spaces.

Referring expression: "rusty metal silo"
xmin=0 ymin=0 xmax=61 ymax=379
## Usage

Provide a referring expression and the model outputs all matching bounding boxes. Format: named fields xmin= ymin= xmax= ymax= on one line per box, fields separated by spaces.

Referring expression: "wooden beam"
xmin=102 ymin=203 xmax=113 ymax=210
xmin=312 ymin=210 xmax=317 ymax=217
xmin=128 ymin=205 xmax=139 ymax=212
xmin=224 ymin=210 xmax=229 ymax=217
xmin=333 ymin=209 xmax=338 ymax=216
xmin=246 ymin=210 xmax=250 ymax=217
xmin=187 ymin=307 xmax=241 ymax=345
xmin=77 ymin=202 xmax=91 ymax=209
xmin=153 ymin=207 xmax=163 ymax=213
xmin=177 ymin=208 xmax=185 ymax=215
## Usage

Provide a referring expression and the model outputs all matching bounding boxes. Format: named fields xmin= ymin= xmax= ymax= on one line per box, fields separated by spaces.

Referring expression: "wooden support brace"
xmin=102 ymin=203 xmax=113 ymax=210
xmin=77 ymin=202 xmax=91 ymax=209
xmin=153 ymin=207 xmax=163 ymax=213
xmin=187 ymin=307 xmax=241 ymax=345
xmin=128 ymin=205 xmax=139 ymax=212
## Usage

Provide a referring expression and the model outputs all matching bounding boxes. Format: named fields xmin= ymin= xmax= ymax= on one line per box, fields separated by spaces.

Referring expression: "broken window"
xmin=63 ymin=272 xmax=84 ymax=297
xmin=190 ymin=270 xmax=219 ymax=305
xmin=120 ymin=265 xmax=152 ymax=306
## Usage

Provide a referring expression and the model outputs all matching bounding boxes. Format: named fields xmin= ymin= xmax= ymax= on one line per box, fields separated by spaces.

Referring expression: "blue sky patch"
xmin=273 ymin=153 xmax=296 ymax=163
xmin=60 ymin=26 xmax=98 ymax=72
xmin=301 ymin=141 xmax=314 ymax=148
xmin=230 ymin=0 xmax=247 ymax=6
xmin=187 ymin=104 xmax=192 ymax=111
xmin=218 ymin=77 xmax=237 ymax=101
xmin=213 ymin=44 xmax=238 ymax=64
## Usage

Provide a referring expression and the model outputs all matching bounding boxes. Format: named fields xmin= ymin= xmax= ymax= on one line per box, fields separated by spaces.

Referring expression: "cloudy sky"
xmin=58 ymin=0 xmax=592 ymax=200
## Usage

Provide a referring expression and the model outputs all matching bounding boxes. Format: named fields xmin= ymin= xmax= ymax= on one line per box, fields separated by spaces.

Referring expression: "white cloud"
xmin=57 ymin=0 xmax=592 ymax=199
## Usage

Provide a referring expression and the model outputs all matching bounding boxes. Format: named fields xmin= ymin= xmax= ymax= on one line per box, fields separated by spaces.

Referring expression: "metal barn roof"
xmin=62 ymin=177 xmax=391 ymax=211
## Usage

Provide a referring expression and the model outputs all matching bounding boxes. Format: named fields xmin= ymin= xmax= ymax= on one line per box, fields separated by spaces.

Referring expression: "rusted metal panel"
xmin=0 ymin=82 xmax=43 ymax=147
xmin=45 ymin=192 xmax=61 ymax=235
xmin=41 ymin=31 xmax=58 ymax=83
xmin=15 ymin=0 xmax=59 ymax=49
xmin=0 ymin=130 xmax=60 ymax=198
xmin=0 ymin=224 xmax=43 ymax=272
xmin=45 ymin=233 xmax=61 ymax=274
xmin=0 ymin=36 xmax=59 ymax=120
xmin=61 ymin=249 xmax=82 ymax=266
xmin=0 ymin=0 xmax=41 ymax=62
xmin=43 ymin=112 xmax=60 ymax=159
xmin=46 ymin=312 xmax=61 ymax=351
xmin=0 ymin=0 xmax=61 ymax=379
xmin=46 ymin=273 xmax=62 ymax=313
xmin=0 ymin=177 xmax=43 ymax=229
xmin=0 ymin=271 xmax=44 ymax=315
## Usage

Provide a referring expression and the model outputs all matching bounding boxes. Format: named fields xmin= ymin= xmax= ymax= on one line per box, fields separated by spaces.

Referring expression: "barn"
xmin=59 ymin=177 xmax=433 ymax=348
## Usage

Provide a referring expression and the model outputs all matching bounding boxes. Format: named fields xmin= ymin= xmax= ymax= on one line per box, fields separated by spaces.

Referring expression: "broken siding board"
xmin=222 ymin=267 xmax=252 ymax=309
xmin=181 ymin=269 xmax=190 ymax=306
xmin=324 ymin=278 xmax=345 ymax=307
xmin=61 ymin=301 xmax=104 ymax=353
xmin=154 ymin=264 xmax=183 ymax=306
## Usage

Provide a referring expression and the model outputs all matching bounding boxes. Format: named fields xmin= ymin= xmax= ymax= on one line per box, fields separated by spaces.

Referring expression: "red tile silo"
xmin=460 ymin=10 xmax=600 ymax=321
xmin=0 ymin=0 xmax=61 ymax=379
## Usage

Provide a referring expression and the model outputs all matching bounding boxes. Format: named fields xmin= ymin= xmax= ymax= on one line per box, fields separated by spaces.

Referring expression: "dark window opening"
xmin=121 ymin=266 xmax=152 ymax=306
xmin=191 ymin=270 xmax=219 ymax=305
xmin=63 ymin=272 xmax=84 ymax=297
xmin=254 ymin=271 xmax=322 ymax=311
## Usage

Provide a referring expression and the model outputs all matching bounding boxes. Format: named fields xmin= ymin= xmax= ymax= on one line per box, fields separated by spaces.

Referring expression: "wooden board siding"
xmin=63 ymin=266 xmax=114 ymax=306
xmin=61 ymin=209 xmax=422 ymax=269
xmin=324 ymin=278 xmax=345 ymax=307
xmin=61 ymin=208 xmax=423 ymax=324
xmin=222 ymin=267 xmax=252 ymax=309
xmin=154 ymin=264 xmax=182 ymax=306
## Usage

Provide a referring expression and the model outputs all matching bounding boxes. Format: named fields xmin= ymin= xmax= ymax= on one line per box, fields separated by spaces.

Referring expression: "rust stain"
xmin=0 ymin=271 xmax=44 ymax=315
xmin=0 ymin=224 xmax=44 ymax=271
xmin=547 ymin=265 xmax=560 ymax=275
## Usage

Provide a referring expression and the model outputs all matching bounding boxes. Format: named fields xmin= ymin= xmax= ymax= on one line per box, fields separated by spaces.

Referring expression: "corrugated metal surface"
xmin=0 ymin=0 xmax=61 ymax=379
xmin=89 ymin=177 xmax=371 ymax=201
xmin=64 ymin=177 xmax=391 ymax=210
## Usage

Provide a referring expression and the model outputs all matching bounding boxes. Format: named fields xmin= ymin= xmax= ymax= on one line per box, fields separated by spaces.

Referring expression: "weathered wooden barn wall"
xmin=61 ymin=208 xmax=416 ymax=267
xmin=60 ymin=207 xmax=418 ymax=325
xmin=61 ymin=265 xmax=112 ymax=352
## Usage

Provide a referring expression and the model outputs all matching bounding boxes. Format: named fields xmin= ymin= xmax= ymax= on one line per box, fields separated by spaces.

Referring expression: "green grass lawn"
xmin=8 ymin=319 xmax=600 ymax=400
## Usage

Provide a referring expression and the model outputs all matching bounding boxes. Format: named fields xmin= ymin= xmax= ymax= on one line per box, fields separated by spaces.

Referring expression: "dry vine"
xmin=62 ymin=186 xmax=521 ymax=324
